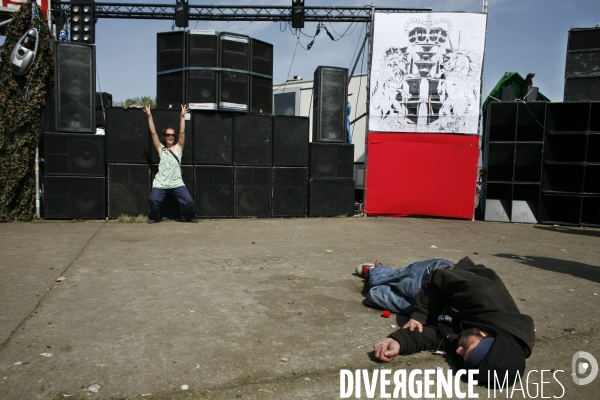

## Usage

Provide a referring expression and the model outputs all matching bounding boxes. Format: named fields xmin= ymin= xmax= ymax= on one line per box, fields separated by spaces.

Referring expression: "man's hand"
xmin=373 ymin=338 xmax=400 ymax=362
xmin=402 ymin=318 xmax=423 ymax=333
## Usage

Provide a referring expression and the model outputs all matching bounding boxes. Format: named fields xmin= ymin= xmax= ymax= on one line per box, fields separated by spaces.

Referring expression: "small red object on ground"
xmin=382 ymin=310 xmax=391 ymax=318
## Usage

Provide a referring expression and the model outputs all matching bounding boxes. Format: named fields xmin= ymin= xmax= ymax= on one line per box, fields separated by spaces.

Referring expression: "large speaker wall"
xmin=54 ymin=42 xmax=96 ymax=133
xmin=564 ymin=27 xmax=600 ymax=102
xmin=483 ymin=101 xmax=600 ymax=227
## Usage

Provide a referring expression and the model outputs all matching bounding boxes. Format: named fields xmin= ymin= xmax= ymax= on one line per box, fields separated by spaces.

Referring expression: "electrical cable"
xmin=351 ymin=41 xmax=366 ymax=140
xmin=348 ymin=23 xmax=365 ymax=70
xmin=274 ymin=37 xmax=300 ymax=114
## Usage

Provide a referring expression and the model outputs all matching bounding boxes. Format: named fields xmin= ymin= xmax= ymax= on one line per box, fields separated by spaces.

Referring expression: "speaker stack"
xmin=42 ymin=42 xmax=103 ymax=219
xmin=156 ymin=30 xmax=273 ymax=114
xmin=309 ymin=66 xmax=354 ymax=217
xmin=564 ymin=27 xmax=600 ymax=102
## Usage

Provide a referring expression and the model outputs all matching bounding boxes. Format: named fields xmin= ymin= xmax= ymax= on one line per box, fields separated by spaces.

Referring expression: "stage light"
xmin=175 ymin=0 xmax=189 ymax=28
xmin=70 ymin=0 xmax=95 ymax=44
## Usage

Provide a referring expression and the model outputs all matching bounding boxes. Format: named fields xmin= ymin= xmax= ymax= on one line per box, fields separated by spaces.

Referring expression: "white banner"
xmin=370 ymin=12 xmax=487 ymax=135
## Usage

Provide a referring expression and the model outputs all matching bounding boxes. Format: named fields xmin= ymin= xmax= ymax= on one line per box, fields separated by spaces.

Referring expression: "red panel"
xmin=365 ymin=133 xmax=479 ymax=219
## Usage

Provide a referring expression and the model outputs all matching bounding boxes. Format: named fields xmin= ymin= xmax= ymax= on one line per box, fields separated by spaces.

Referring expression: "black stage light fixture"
xmin=292 ymin=0 xmax=305 ymax=29
xmin=175 ymin=0 xmax=189 ymax=28
xmin=70 ymin=0 xmax=95 ymax=44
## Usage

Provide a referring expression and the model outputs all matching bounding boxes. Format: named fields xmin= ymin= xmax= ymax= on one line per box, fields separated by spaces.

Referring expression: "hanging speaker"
xmin=149 ymin=109 xmax=193 ymax=165
xmin=43 ymin=176 xmax=105 ymax=219
xmin=312 ymin=66 xmax=348 ymax=142
xmin=105 ymin=107 xmax=151 ymax=163
xmin=234 ymin=114 xmax=272 ymax=166
xmin=54 ymin=42 xmax=96 ymax=133
xmin=187 ymin=30 xmax=219 ymax=110
xmin=272 ymin=167 xmax=308 ymax=217
xmin=310 ymin=143 xmax=354 ymax=179
xmin=193 ymin=111 xmax=233 ymax=165
xmin=194 ymin=165 xmax=233 ymax=218
xmin=234 ymin=166 xmax=271 ymax=217
xmin=107 ymin=164 xmax=150 ymax=218
xmin=43 ymin=132 xmax=104 ymax=176
xmin=10 ymin=28 xmax=39 ymax=75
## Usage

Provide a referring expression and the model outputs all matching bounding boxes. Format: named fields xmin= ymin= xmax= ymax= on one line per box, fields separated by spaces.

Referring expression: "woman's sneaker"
xmin=355 ymin=262 xmax=381 ymax=278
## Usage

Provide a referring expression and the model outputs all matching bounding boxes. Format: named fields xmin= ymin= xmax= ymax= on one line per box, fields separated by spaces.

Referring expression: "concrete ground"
xmin=0 ymin=217 xmax=599 ymax=399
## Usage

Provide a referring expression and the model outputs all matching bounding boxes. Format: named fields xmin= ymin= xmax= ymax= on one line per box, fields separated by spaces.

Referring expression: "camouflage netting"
xmin=0 ymin=1 xmax=54 ymax=221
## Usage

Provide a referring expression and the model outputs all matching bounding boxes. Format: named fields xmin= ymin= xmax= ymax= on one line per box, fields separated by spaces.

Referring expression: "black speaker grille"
xmin=234 ymin=166 xmax=271 ymax=217
xmin=220 ymin=34 xmax=249 ymax=70
xmin=194 ymin=165 xmax=233 ymax=218
xmin=151 ymin=165 xmax=194 ymax=219
xmin=149 ymin=109 xmax=193 ymax=165
xmin=234 ymin=114 xmax=272 ymax=166
xmin=187 ymin=31 xmax=218 ymax=68
xmin=273 ymin=116 xmax=309 ymax=166
xmin=313 ymin=66 xmax=348 ymax=142
xmin=309 ymin=179 xmax=354 ymax=217
xmin=44 ymin=176 xmax=105 ymax=219
xmin=108 ymin=164 xmax=150 ymax=218
xmin=157 ymin=72 xmax=186 ymax=109
xmin=567 ymin=28 xmax=600 ymax=51
xmin=193 ymin=111 xmax=233 ymax=165
xmin=43 ymin=133 xmax=105 ymax=176
xmin=566 ymin=50 xmax=600 ymax=78
xmin=55 ymin=42 xmax=96 ymax=133
xmin=272 ymin=167 xmax=308 ymax=217
xmin=105 ymin=107 xmax=151 ymax=163
xmin=564 ymin=78 xmax=600 ymax=102
xmin=219 ymin=71 xmax=248 ymax=111
xmin=310 ymin=143 xmax=354 ymax=179
xmin=157 ymin=31 xmax=186 ymax=72
xmin=188 ymin=70 xmax=218 ymax=108
xmin=251 ymin=39 xmax=273 ymax=76
xmin=250 ymin=76 xmax=273 ymax=114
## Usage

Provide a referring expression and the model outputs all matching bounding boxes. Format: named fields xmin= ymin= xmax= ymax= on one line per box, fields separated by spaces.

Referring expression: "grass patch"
xmin=114 ymin=214 xmax=148 ymax=223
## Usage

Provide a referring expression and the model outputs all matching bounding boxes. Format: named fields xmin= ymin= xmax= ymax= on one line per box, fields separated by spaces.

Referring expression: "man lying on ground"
xmin=357 ymin=257 xmax=535 ymax=387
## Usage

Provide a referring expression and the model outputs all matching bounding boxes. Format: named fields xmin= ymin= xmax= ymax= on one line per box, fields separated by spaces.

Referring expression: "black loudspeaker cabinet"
xmin=187 ymin=30 xmax=219 ymax=110
xmin=157 ymin=31 xmax=187 ymax=108
xmin=43 ymin=132 xmax=105 ymax=176
xmin=107 ymin=164 xmax=150 ymax=218
xmin=309 ymin=179 xmax=354 ymax=217
xmin=234 ymin=114 xmax=272 ymax=166
xmin=250 ymin=39 xmax=274 ymax=114
xmin=43 ymin=176 xmax=105 ymax=219
xmin=96 ymin=92 xmax=112 ymax=127
xmin=272 ymin=116 xmax=309 ymax=167
xmin=54 ymin=42 xmax=96 ymax=133
xmin=309 ymin=143 xmax=354 ymax=179
xmin=312 ymin=66 xmax=348 ymax=142
xmin=219 ymin=33 xmax=249 ymax=112
xmin=149 ymin=109 xmax=193 ymax=165
xmin=564 ymin=27 xmax=600 ymax=102
xmin=234 ymin=166 xmax=271 ymax=218
xmin=193 ymin=111 xmax=233 ymax=165
xmin=272 ymin=167 xmax=308 ymax=217
xmin=194 ymin=165 xmax=233 ymax=218
xmin=151 ymin=164 xmax=194 ymax=219
xmin=105 ymin=107 xmax=151 ymax=164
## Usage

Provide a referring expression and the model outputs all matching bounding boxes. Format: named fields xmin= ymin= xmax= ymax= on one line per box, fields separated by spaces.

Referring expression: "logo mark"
xmin=572 ymin=351 xmax=598 ymax=385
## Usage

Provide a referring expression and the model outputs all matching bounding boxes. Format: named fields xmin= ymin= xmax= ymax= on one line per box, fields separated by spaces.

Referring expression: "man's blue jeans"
xmin=365 ymin=259 xmax=453 ymax=315
xmin=148 ymin=186 xmax=196 ymax=222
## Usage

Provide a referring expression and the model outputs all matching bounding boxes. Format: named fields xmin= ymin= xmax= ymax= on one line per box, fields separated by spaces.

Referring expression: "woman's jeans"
xmin=365 ymin=258 xmax=453 ymax=314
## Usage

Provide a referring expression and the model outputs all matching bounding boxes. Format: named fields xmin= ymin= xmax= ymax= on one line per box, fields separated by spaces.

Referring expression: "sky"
xmin=3 ymin=0 xmax=600 ymax=104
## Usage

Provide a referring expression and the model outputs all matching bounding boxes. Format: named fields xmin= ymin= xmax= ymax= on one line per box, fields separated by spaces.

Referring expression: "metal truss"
xmin=52 ymin=2 xmax=431 ymax=23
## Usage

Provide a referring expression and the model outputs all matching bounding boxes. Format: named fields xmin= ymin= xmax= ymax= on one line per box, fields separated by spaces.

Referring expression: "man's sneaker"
xmin=188 ymin=218 xmax=199 ymax=223
xmin=355 ymin=261 xmax=383 ymax=277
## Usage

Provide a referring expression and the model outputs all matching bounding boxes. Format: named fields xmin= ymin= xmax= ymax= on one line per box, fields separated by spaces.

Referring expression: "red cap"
xmin=381 ymin=310 xmax=391 ymax=318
